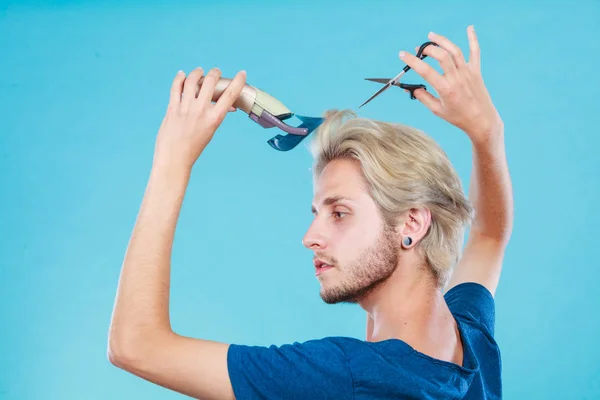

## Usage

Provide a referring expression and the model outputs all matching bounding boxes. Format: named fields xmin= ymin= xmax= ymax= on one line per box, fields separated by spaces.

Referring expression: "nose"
xmin=302 ymin=219 xmax=327 ymax=250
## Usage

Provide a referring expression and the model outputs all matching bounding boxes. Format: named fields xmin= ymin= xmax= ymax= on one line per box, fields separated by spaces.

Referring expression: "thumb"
xmin=412 ymin=88 xmax=442 ymax=115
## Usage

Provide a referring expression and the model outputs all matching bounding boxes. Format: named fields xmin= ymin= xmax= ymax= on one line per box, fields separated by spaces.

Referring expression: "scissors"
xmin=358 ymin=41 xmax=439 ymax=108
xmin=200 ymin=76 xmax=325 ymax=151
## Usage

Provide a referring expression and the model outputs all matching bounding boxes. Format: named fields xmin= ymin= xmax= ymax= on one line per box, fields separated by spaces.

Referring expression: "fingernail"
xmin=177 ymin=70 xmax=184 ymax=75
xmin=399 ymin=51 xmax=407 ymax=58
xmin=428 ymin=31 xmax=435 ymax=38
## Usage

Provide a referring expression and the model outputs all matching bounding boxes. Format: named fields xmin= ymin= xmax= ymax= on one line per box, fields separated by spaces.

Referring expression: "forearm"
xmin=468 ymin=126 xmax=514 ymax=243
xmin=109 ymin=164 xmax=191 ymax=355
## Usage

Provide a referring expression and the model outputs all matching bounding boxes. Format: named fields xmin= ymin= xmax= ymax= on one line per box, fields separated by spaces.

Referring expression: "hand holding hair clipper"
xmin=153 ymin=67 xmax=325 ymax=172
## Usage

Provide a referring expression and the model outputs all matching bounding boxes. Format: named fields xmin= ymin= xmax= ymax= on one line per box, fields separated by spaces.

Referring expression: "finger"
xmin=182 ymin=67 xmax=204 ymax=105
xmin=428 ymin=31 xmax=467 ymax=69
xmin=412 ymin=88 xmax=442 ymax=115
xmin=213 ymin=70 xmax=247 ymax=116
xmin=399 ymin=51 xmax=445 ymax=90
xmin=168 ymin=70 xmax=186 ymax=109
xmin=419 ymin=44 xmax=458 ymax=79
xmin=467 ymin=25 xmax=480 ymax=70
xmin=228 ymin=106 xmax=237 ymax=112
xmin=197 ymin=67 xmax=222 ymax=107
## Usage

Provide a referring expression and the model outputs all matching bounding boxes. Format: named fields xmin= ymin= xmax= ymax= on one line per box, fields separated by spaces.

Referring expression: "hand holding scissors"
xmin=399 ymin=26 xmax=503 ymax=145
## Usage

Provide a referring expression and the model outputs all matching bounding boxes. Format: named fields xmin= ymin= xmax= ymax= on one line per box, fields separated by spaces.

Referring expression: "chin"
xmin=319 ymin=278 xmax=385 ymax=305
xmin=320 ymin=291 xmax=357 ymax=305
xmin=319 ymin=285 xmax=363 ymax=305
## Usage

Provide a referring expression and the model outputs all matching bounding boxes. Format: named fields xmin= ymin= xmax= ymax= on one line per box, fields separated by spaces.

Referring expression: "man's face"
xmin=303 ymin=158 xmax=401 ymax=304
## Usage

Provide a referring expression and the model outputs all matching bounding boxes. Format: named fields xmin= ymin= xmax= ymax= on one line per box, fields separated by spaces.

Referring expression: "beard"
xmin=319 ymin=224 xmax=400 ymax=304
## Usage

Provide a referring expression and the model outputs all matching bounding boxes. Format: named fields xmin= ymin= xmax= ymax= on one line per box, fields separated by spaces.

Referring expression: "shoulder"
xmin=445 ymin=281 xmax=497 ymax=337
xmin=227 ymin=337 xmax=356 ymax=400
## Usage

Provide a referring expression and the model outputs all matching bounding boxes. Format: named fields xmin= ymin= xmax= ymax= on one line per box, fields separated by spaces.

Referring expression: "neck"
xmin=360 ymin=256 xmax=452 ymax=343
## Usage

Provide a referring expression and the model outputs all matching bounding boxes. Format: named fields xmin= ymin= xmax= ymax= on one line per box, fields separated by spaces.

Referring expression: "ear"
xmin=396 ymin=208 xmax=431 ymax=249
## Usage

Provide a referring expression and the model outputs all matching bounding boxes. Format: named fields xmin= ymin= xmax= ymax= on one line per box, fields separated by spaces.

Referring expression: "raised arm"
xmin=107 ymin=67 xmax=247 ymax=400
xmin=399 ymin=26 xmax=513 ymax=296
xmin=445 ymin=128 xmax=513 ymax=296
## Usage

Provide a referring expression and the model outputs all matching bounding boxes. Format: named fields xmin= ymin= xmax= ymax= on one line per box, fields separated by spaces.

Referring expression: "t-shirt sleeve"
xmin=444 ymin=282 xmax=496 ymax=336
xmin=227 ymin=338 xmax=354 ymax=400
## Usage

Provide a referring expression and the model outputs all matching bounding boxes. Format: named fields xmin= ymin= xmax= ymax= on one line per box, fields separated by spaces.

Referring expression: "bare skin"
xmin=305 ymin=157 xmax=464 ymax=365
xmin=107 ymin=26 xmax=513 ymax=400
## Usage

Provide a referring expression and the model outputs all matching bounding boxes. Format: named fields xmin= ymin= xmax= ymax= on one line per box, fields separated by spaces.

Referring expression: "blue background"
xmin=2 ymin=0 xmax=599 ymax=398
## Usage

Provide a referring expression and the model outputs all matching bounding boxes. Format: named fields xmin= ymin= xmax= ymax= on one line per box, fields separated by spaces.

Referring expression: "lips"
xmin=314 ymin=259 xmax=334 ymax=276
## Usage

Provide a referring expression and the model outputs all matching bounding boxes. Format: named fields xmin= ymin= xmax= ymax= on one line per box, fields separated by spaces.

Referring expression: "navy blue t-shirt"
xmin=227 ymin=282 xmax=501 ymax=399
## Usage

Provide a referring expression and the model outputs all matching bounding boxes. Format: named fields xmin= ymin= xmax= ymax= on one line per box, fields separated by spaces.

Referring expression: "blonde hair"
xmin=308 ymin=109 xmax=474 ymax=288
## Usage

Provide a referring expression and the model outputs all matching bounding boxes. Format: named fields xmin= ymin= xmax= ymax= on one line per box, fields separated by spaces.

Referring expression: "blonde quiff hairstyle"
xmin=308 ymin=109 xmax=474 ymax=288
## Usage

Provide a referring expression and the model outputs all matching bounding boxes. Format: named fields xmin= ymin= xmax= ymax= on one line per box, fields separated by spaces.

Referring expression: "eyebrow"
xmin=311 ymin=196 xmax=353 ymax=214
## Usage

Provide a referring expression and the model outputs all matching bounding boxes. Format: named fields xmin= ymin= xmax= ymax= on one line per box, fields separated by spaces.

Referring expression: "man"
xmin=108 ymin=26 xmax=513 ymax=399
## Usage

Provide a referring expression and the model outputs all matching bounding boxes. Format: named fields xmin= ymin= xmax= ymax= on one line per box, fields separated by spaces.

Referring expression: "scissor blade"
xmin=358 ymin=82 xmax=392 ymax=108
xmin=366 ymin=78 xmax=404 ymax=88
xmin=365 ymin=78 xmax=391 ymax=84
xmin=359 ymin=70 xmax=408 ymax=108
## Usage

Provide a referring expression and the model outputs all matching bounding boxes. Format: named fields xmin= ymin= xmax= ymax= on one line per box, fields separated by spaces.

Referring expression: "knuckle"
xmin=187 ymin=105 xmax=199 ymax=115
xmin=208 ymin=68 xmax=222 ymax=78
xmin=179 ymin=103 xmax=191 ymax=113
xmin=201 ymin=76 xmax=214 ymax=87
xmin=438 ymin=81 xmax=451 ymax=94
xmin=206 ymin=113 xmax=221 ymax=127
xmin=224 ymin=90 xmax=237 ymax=102
xmin=203 ymin=70 xmax=221 ymax=85
xmin=166 ymin=104 xmax=178 ymax=115
xmin=412 ymin=63 xmax=425 ymax=74
xmin=446 ymin=86 xmax=459 ymax=99
xmin=188 ymin=69 xmax=201 ymax=79
xmin=196 ymin=105 xmax=210 ymax=117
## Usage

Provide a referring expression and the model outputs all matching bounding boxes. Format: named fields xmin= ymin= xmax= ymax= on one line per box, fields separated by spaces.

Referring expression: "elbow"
xmin=108 ymin=335 xmax=158 ymax=378
xmin=107 ymin=346 xmax=125 ymax=369
xmin=107 ymin=324 xmax=150 ymax=371
xmin=107 ymin=327 xmax=173 ymax=373
xmin=107 ymin=334 xmax=140 ymax=370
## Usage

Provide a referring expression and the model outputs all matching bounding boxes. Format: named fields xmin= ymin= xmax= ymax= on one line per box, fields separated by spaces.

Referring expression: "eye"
xmin=332 ymin=211 xmax=348 ymax=220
